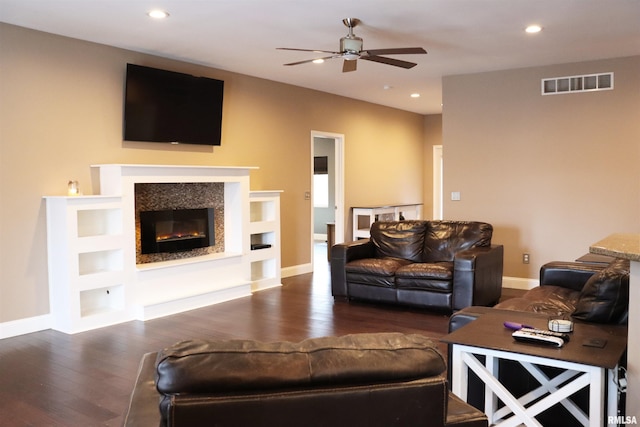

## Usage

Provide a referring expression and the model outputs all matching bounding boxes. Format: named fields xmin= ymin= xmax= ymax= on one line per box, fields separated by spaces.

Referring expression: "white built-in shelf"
xmin=249 ymin=191 xmax=282 ymax=291
xmin=43 ymin=195 xmax=128 ymax=334
xmin=45 ymin=165 xmax=283 ymax=333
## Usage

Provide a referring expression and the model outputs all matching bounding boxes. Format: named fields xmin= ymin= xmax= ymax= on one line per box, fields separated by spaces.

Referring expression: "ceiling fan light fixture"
xmin=525 ymin=24 xmax=542 ymax=34
xmin=341 ymin=36 xmax=363 ymax=53
xmin=343 ymin=52 xmax=359 ymax=61
xmin=148 ymin=9 xmax=169 ymax=19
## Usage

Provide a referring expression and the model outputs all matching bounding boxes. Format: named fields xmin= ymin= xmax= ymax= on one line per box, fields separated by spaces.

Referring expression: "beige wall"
xmin=0 ymin=23 xmax=426 ymax=323
xmin=443 ymin=56 xmax=640 ymax=279
xmin=3 ymin=22 xmax=637 ymax=327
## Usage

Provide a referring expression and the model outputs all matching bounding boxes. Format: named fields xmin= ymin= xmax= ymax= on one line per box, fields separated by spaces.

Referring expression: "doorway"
xmin=311 ymin=131 xmax=345 ymax=270
xmin=433 ymin=145 xmax=443 ymax=220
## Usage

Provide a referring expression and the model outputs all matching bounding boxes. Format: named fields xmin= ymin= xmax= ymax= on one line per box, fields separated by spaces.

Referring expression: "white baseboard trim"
xmin=0 ymin=314 xmax=51 ymax=339
xmin=281 ymin=263 xmax=313 ymax=278
xmin=502 ymin=276 xmax=538 ymax=290
xmin=138 ymin=284 xmax=252 ymax=322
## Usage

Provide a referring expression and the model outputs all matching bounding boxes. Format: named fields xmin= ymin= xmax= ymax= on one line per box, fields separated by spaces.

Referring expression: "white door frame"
xmin=311 ymin=130 xmax=345 ymax=268
xmin=433 ymin=145 xmax=443 ymax=220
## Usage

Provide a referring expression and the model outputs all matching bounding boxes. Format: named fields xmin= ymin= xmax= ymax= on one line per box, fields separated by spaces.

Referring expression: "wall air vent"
xmin=542 ymin=72 xmax=613 ymax=95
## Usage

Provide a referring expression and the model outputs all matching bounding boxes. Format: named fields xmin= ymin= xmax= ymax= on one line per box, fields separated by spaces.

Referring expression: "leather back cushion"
xmin=572 ymin=258 xmax=629 ymax=324
xmin=423 ymin=221 xmax=493 ymax=262
xmin=155 ymin=333 xmax=445 ymax=395
xmin=370 ymin=221 xmax=427 ymax=262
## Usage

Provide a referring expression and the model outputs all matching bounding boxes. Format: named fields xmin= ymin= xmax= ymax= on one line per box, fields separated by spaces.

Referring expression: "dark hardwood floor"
xmin=0 ymin=245 xmax=522 ymax=426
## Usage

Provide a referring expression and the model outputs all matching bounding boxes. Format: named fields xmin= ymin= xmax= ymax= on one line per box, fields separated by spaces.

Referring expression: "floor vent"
xmin=542 ymin=72 xmax=613 ymax=95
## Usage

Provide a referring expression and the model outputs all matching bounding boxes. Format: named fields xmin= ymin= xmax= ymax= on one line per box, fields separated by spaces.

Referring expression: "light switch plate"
xmin=451 ymin=191 xmax=461 ymax=201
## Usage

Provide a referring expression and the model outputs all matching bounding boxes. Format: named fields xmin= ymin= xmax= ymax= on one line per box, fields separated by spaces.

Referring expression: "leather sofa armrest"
xmin=331 ymin=239 xmax=375 ymax=298
xmin=539 ymin=261 xmax=605 ymax=292
xmin=452 ymin=245 xmax=504 ymax=310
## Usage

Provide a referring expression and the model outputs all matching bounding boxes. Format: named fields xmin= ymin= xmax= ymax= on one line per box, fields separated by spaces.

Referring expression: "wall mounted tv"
xmin=124 ymin=63 xmax=224 ymax=146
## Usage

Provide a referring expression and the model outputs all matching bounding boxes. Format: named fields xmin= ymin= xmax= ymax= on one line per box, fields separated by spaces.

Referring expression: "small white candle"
xmin=68 ymin=180 xmax=79 ymax=196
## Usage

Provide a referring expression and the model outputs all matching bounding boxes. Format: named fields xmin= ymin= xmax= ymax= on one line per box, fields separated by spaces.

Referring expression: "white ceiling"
xmin=1 ymin=0 xmax=639 ymax=114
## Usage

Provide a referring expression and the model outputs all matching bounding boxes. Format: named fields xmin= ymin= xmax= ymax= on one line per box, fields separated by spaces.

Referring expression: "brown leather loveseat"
xmin=331 ymin=220 xmax=504 ymax=312
xmin=123 ymin=333 xmax=488 ymax=427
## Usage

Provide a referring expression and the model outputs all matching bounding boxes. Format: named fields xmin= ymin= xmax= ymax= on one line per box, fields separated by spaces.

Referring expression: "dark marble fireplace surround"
xmin=135 ymin=182 xmax=224 ymax=264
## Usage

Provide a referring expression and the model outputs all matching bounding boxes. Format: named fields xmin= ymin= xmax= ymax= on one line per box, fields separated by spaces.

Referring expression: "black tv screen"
xmin=124 ymin=64 xmax=224 ymax=146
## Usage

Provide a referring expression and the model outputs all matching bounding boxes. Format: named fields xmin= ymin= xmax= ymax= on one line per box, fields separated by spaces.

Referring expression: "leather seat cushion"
xmin=395 ymin=262 xmax=453 ymax=280
xmin=494 ymin=285 xmax=580 ymax=316
xmin=346 ymin=257 xmax=412 ymax=288
xmin=155 ymin=333 xmax=446 ymax=395
xmin=395 ymin=262 xmax=454 ymax=291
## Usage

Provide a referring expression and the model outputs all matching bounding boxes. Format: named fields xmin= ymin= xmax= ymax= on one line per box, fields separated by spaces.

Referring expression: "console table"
xmin=442 ymin=311 xmax=627 ymax=427
xmin=352 ymin=204 xmax=422 ymax=239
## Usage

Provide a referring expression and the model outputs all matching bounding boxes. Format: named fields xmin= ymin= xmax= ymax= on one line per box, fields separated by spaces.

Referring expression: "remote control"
xmin=520 ymin=328 xmax=570 ymax=342
xmin=512 ymin=330 xmax=565 ymax=347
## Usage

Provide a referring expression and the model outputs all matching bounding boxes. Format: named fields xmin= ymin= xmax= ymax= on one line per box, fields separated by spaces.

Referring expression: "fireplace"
xmin=139 ymin=208 xmax=215 ymax=254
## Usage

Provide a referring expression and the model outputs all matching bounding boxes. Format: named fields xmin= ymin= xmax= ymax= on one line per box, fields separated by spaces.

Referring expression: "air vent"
xmin=542 ymin=72 xmax=613 ymax=95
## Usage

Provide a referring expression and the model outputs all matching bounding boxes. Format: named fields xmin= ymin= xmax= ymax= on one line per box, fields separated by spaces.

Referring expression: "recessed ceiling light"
xmin=312 ymin=59 xmax=325 ymax=64
xmin=148 ymin=9 xmax=169 ymax=19
xmin=410 ymin=93 xmax=420 ymax=98
xmin=383 ymin=85 xmax=393 ymax=90
xmin=525 ymin=25 xmax=542 ymax=34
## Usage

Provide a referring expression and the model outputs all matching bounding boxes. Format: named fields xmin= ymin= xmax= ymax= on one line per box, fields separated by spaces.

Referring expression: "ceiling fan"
xmin=277 ymin=18 xmax=427 ymax=73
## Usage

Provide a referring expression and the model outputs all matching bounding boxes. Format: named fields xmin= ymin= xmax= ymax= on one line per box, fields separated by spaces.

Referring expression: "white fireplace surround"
xmin=44 ymin=164 xmax=282 ymax=334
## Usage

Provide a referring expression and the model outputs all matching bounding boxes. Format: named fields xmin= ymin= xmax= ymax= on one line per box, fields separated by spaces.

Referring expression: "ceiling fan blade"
xmin=277 ymin=47 xmax=338 ymax=55
xmin=364 ymin=47 xmax=427 ymax=56
xmin=283 ymin=54 xmax=342 ymax=66
xmin=342 ymin=59 xmax=357 ymax=73
xmin=361 ymin=55 xmax=417 ymax=69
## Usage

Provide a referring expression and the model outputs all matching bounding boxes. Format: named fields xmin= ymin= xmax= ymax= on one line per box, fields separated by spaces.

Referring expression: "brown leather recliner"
xmin=331 ymin=220 xmax=504 ymax=312
xmin=124 ymin=333 xmax=488 ymax=427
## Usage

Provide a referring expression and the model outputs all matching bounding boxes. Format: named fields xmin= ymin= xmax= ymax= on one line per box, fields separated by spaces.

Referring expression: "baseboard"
xmin=281 ymin=263 xmax=313 ymax=278
xmin=0 ymin=314 xmax=51 ymax=339
xmin=137 ymin=283 xmax=252 ymax=321
xmin=502 ymin=276 xmax=538 ymax=290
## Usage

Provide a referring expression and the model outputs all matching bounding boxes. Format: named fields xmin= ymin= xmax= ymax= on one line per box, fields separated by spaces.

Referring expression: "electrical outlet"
xmin=523 ymin=253 xmax=530 ymax=264
xmin=304 ymin=191 xmax=311 ymax=200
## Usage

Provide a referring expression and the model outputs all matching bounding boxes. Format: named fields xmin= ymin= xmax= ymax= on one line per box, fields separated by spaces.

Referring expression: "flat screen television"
xmin=123 ymin=63 xmax=224 ymax=146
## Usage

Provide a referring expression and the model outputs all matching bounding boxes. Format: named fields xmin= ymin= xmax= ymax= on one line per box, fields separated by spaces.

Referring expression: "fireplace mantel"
xmin=44 ymin=164 xmax=281 ymax=334
xmin=91 ymin=164 xmax=258 ymax=196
